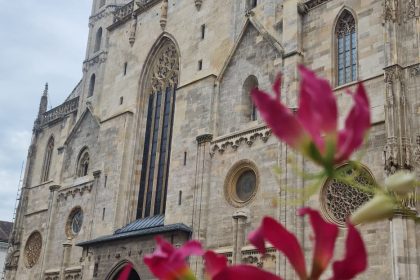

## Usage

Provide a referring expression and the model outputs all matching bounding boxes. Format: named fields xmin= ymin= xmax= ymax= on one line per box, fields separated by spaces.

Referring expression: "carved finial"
xmin=160 ymin=0 xmax=168 ymax=30
xmin=129 ymin=15 xmax=138 ymax=46
xmin=43 ymin=83 xmax=48 ymax=96
xmin=194 ymin=0 xmax=203 ymax=11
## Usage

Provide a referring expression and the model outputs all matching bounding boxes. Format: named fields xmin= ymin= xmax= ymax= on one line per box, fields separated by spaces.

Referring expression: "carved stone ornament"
xmin=160 ymin=0 xmax=168 ymax=30
xmin=305 ymin=0 xmax=330 ymax=10
xmin=409 ymin=63 xmax=420 ymax=77
xmin=321 ymin=164 xmax=375 ymax=226
xmin=384 ymin=64 xmax=402 ymax=84
xmin=194 ymin=0 xmax=203 ymax=10
xmin=57 ymin=182 xmax=93 ymax=202
xmin=150 ymin=42 xmax=179 ymax=93
xmin=242 ymin=248 xmax=276 ymax=271
xmin=24 ymin=231 xmax=42 ymax=268
xmin=83 ymin=51 xmax=108 ymax=72
xmin=210 ymin=126 xmax=271 ymax=157
xmin=403 ymin=0 xmax=418 ymax=21
xmin=383 ymin=0 xmax=399 ymax=22
xmin=44 ymin=270 xmax=60 ymax=280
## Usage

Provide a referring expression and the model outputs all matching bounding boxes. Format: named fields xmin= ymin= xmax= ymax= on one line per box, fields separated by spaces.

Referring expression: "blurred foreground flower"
xmin=143 ymin=236 xmax=203 ymax=280
xmin=249 ymin=208 xmax=367 ymax=280
xmin=384 ymin=171 xmax=416 ymax=195
xmin=350 ymin=194 xmax=395 ymax=225
xmin=251 ymin=66 xmax=370 ymax=174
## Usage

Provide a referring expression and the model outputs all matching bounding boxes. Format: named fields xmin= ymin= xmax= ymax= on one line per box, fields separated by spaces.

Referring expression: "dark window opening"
xmin=88 ymin=74 xmax=96 ymax=97
xmin=123 ymin=62 xmax=128 ymax=75
xmin=201 ymin=24 xmax=206 ymax=39
xmin=198 ymin=60 xmax=203 ymax=71
xmin=178 ymin=191 xmax=182 ymax=205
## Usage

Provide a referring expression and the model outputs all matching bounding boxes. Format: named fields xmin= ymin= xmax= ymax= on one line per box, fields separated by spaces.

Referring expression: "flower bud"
xmin=350 ymin=194 xmax=395 ymax=225
xmin=385 ymin=171 xmax=416 ymax=195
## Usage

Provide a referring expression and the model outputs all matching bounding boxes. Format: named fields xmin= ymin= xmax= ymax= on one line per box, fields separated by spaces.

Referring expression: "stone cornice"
xmin=210 ymin=125 xmax=271 ymax=157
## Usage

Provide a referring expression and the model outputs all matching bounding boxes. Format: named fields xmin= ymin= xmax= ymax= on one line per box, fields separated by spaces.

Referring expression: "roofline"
xmin=76 ymin=223 xmax=191 ymax=247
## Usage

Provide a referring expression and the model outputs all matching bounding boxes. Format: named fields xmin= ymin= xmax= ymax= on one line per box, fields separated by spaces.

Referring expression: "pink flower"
xmin=143 ymin=236 xmax=204 ymax=280
xmin=251 ymin=66 xmax=370 ymax=171
xmin=203 ymin=250 xmax=281 ymax=280
xmin=249 ymin=208 xmax=367 ymax=280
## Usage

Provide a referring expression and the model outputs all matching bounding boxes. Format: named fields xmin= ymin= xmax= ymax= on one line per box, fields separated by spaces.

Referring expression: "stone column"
xmin=232 ymin=210 xmax=248 ymax=265
xmin=191 ymin=134 xmax=213 ymax=278
xmin=60 ymin=239 xmax=72 ymax=280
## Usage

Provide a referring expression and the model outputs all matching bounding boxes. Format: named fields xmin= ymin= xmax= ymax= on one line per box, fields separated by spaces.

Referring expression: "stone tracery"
xmin=24 ymin=231 xmax=42 ymax=268
xmin=321 ymin=165 xmax=374 ymax=225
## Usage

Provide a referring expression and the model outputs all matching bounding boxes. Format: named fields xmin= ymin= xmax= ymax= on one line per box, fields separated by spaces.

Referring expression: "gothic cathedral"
xmin=4 ymin=0 xmax=420 ymax=279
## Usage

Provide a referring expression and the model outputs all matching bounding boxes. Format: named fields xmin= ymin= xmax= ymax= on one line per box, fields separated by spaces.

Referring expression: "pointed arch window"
xmin=94 ymin=27 xmax=103 ymax=52
xmin=336 ymin=10 xmax=357 ymax=86
xmin=243 ymin=75 xmax=258 ymax=121
xmin=88 ymin=74 xmax=96 ymax=97
xmin=77 ymin=149 xmax=90 ymax=177
xmin=137 ymin=40 xmax=179 ymax=219
xmin=41 ymin=137 xmax=54 ymax=182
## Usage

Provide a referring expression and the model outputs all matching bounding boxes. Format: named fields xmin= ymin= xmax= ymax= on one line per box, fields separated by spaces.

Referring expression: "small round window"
xmin=236 ymin=170 xmax=257 ymax=201
xmin=225 ymin=160 xmax=259 ymax=207
xmin=66 ymin=207 xmax=84 ymax=238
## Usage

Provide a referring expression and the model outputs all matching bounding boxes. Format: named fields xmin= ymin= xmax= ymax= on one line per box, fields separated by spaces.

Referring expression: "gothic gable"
xmin=62 ymin=108 xmax=101 ymax=179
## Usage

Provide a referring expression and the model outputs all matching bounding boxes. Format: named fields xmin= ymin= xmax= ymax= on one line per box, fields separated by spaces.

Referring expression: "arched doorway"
xmin=108 ymin=262 xmax=141 ymax=280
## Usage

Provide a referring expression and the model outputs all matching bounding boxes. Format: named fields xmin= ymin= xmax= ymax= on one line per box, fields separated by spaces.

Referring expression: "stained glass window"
xmin=336 ymin=11 xmax=357 ymax=86
xmin=137 ymin=41 xmax=179 ymax=218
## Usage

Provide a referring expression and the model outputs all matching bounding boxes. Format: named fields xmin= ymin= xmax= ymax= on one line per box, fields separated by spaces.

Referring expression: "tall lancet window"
xmin=41 ymin=137 xmax=54 ymax=182
xmin=94 ymin=27 xmax=103 ymax=52
xmin=137 ymin=40 xmax=179 ymax=218
xmin=336 ymin=10 xmax=357 ymax=86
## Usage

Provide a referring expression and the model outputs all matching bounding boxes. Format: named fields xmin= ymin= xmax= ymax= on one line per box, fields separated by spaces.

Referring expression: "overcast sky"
xmin=0 ymin=1 xmax=91 ymax=221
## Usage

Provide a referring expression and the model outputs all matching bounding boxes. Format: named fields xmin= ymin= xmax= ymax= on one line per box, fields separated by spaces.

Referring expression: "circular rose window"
xmin=320 ymin=164 xmax=375 ymax=226
xmin=225 ymin=160 xmax=259 ymax=207
xmin=24 ymin=231 xmax=42 ymax=268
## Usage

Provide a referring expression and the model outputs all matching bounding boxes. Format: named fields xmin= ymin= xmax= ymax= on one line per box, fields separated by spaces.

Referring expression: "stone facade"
xmin=5 ymin=0 xmax=420 ymax=279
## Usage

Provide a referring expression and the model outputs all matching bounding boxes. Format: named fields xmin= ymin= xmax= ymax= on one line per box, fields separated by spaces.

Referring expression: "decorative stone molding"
xmin=129 ymin=15 xmax=138 ymax=46
xmin=297 ymin=2 xmax=309 ymax=15
xmin=403 ymin=0 xmax=418 ymax=21
xmin=194 ymin=0 xmax=203 ymax=11
xmin=384 ymin=64 xmax=403 ymax=84
xmin=89 ymin=6 xmax=116 ymax=27
xmin=113 ymin=1 xmax=135 ymax=22
xmin=40 ymin=97 xmax=79 ymax=127
xmin=160 ymin=0 xmax=168 ymax=30
xmin=304 ymin=0 xmax=330 ymax=10
xmin=242 ymin=247 xmax=276 ymax=269
xmin=57 ymin=182 xmax=94 ymax=202
xmin=5 ymin=249 xmax=20 ymax=270
xmin=383 ymin=0 xmax=399 ymax=22
xmin=64 ymin=267 xmax=82 ymax=280
xmin=44 ymin=270 xmax=60 ymax=280
xmin=83 ymin=51 xmax=108 ymax=72
xmin=112 ymin=0 xmax=161 ymax=28
xmin=210 ymin=126 xmax=271 ymax=157
xmin=196 ymin=134 xmax=213 ymax=145
xmin=409 ymin=63 xmax=420 ymax=77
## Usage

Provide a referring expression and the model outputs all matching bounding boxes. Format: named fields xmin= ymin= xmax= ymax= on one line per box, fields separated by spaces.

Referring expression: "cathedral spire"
xmin=38 ymin=83 xmax=48 ymax=117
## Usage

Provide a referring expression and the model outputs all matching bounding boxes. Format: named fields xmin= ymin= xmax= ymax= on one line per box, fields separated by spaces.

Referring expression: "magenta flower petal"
xmin=144 ymin=236 xmax=204 ymax=280
xmin=117 ymin=263 xmax=133 ymax=280
xmin=330 ymin=223 xmax=367 ymax=280
xmin=298 ymin=208 xmax=339 ymax=279
xmin=203 ymin=251 xmax=228 ymax=278
xmin=248 ymin=227 xmax=266 ymax=254
xmin=248 ymin=216 xmax=307 ymax=280
xmin=336 ymin=83 xmax=370 ymax=163
xmin=213 ymin=265 xmax=282 ymax=280
xmin=251 ymin=86 xmax=308 ymax=151
xmin=298 ymin=66 xmax=338 ymax=143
